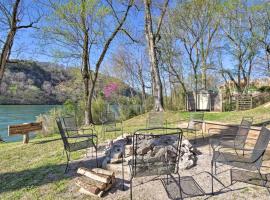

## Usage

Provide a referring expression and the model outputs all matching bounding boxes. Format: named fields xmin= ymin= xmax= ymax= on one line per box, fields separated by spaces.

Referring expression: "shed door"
xmin=197 ymin=93 xmax=210 ymax=110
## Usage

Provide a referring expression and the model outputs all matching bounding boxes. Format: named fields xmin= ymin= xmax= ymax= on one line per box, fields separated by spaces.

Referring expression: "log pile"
xmin=76 ymin=167 xmax=116 ymax=197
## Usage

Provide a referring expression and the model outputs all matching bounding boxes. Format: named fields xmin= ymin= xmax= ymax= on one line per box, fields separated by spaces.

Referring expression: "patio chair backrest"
xmin=56 ymin=117 xmax=70 ymax=151
xmin=187 ymin=112 xmax=204 ymax=130
xmin=62 ymin=116 xmax=77 ymax=130
xmin=100 ymin=112 xmax=116 ymax=125
xmin=146 ymin=111 xmax=164 ymax=128
xmin=234 ymin=117 xmax=253 ymax=148
xmin=251 ymin=126 xmax=270 ymax=168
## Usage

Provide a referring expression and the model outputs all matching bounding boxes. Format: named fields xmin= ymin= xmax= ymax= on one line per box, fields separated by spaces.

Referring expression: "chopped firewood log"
xmin=77 ymin=167 xmax=111 ymax=183
xmin=79 ymin=183 xmax=113 ymax=198
xmin=98 ymin=183 xmax=113 ymax=197
xmin=75 ymin=178 xmax=100 ymax=195
xmin=91 ymin=168 xmax=115 ymax=177
xmin=75 ymin=177 xmax=107 ymax=191
xmin=104 ymin=183 xmax=113 ymax=191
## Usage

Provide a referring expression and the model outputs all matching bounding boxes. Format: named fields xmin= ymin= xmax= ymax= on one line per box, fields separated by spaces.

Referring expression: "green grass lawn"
xmin=1 ymin=104 xmax=270 ymax=199
xmin=0 ymin=135 xmax=86 ymax=200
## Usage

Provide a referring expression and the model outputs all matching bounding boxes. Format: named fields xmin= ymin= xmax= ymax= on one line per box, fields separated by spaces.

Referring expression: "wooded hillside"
xmin=0 ymin=60 xmax=136 ymax=104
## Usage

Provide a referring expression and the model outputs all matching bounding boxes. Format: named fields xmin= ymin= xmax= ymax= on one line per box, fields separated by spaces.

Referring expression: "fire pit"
xmin=102 ymin=132 xmax=197 ymax=175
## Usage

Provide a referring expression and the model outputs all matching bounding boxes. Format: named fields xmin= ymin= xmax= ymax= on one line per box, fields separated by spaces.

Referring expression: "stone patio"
xmin=70 ymin=138 xmax=270 ymax=200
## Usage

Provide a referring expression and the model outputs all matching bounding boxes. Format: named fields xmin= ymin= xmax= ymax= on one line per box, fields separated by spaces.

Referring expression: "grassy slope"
xmin=124 ymin=103 xmax=270 ymax=129
xmin=1 ymin=104 xmax=270 ymax=199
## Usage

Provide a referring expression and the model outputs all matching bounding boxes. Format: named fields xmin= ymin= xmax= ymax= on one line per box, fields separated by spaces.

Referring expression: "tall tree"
xmin=112 ymin=47 xmax=149 ymax=105
xmin=248 ymin=3 xmax=270 ymax=75
xmin=144 ymin=0 xmax=169 ymax=112
xmin=171 ymin=0 xmax=220 ymax=92
xmin=0 ymin=0 xmax=39 ymax=86
xmin=220 ymin=0 xmax=258 ymax=93
xmin=43 ymin=0 xmax=133 ymax=124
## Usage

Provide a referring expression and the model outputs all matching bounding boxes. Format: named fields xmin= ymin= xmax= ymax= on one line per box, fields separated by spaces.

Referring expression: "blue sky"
xmin=7 ymin=0 xmax=269 ymax=81
xmin=10 ymin=0 xmax=146 ymax=70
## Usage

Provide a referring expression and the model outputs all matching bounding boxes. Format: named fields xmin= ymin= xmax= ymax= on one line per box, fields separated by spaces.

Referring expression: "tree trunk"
xmin=81 ymin=0 xmax=91 ymax=125
xmin=138 ymin=62 xmax=146 ymax=106
xmin=0 ymin=31 xmax=16 ymax=86
xmin=195 ymin=75 xmax=198 ymax=112
xmin=144 ymin=0 xmax=164 ymax=111
xmin=0 ymin=0 xmax=21 ymax=86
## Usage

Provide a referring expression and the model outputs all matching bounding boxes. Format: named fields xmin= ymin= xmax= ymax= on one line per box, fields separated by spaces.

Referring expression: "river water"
xmin=0 ymin=105 xmax=58 ymax=142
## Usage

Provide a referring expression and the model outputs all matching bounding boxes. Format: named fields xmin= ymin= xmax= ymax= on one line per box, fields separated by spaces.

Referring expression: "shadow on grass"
xmin=33 ymin=138 xmax=62 ymax=144
xmin=0 ymin=156 xmax=99 ymax=194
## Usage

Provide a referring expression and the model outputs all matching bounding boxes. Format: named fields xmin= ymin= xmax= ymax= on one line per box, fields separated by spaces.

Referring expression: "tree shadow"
xmin=33 ymin=138 xmax=61 ymax=144
xmin=0 ymin=153 xmax=129 ymax=196
xmin=0 ymin=156 xmax=97 ymax=194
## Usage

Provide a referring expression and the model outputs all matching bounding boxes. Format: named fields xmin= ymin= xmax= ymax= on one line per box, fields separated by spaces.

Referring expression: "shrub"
xmin=258 ymin=86 xmax=270 ymax=93
xmin=91 ymin=97 xmax=106 ymax=124
xmin=36 ymin=106 xmax=64 ymax=137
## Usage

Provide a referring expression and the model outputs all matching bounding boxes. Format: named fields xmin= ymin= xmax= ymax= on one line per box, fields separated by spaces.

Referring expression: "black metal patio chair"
xmin=209 ymin=117 xmax=253 ymax=155
xmin=146 ymin=111 xmax=167 ymax=128
xmin=128 ymin=127 xmax=183 ymax=200
xmin=211 ymin=125 xmax=270 ymax=194
xmin=180 ymin=112 xmax=204 ymax=143
xmin=100 ymin=111 xmax=123 ymax=139
xmin=56 ymin=117 xmax=98 ymax=173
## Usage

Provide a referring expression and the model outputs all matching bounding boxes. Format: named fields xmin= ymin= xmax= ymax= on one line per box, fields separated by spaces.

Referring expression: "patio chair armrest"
xmin=215 ymin=147 xmax=266 ymax=163
xmin=68 ymin=134 xmax=97 ymax=139
xmin=219 ymin=135 xmax=236 ymax=140
xmin=208 ymin=128 xmax=227 ymax=135
xmin=216 ymin=146 xmax=251 ymax=152
xmin=80 ymin=127 xmax=94 ymax=132
xmin=182 ymin=127 xmax=196 ymax=132
xmin=193 ymin=121 xmax=203 ymax=125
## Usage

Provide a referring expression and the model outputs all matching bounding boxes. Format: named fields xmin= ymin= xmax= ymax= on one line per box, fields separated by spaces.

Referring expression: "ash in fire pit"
xmin=102 ymin=133 xmax=197 ymax=171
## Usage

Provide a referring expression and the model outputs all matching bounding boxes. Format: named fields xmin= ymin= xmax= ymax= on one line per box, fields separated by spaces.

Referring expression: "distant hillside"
xmin=0 ymin=60 xmax=136 ymax=104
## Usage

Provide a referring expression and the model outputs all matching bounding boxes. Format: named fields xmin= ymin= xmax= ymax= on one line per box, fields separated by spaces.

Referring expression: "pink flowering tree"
xmin=103 ymin=82 xmax=119 ymax=100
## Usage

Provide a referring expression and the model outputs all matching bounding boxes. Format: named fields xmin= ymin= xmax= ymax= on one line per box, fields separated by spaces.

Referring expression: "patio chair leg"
xmin=65 ymin=151 xmax=70 ymax=173
xmin=211 ymin=160 xmax=214 ymax=194
xmin=130 ymin=177 xmax=133 ymax=200
xmin=165 ymin=153 xmax=169 ymax=185
xmin=178 ymin=172 xmax=183 ymax=200
xmin=95 ymin=142 xmax=98 ymax=168
xmin=201 ymin=130 xmax=204 ymax=139
xmin=230 ymin=169 xmax=233 ymax=185
xmin=257 ymin=168 xmax=268 ymax=191
xmin=122 ymin=155 xmax=125 ymax=191
xmin=214 ymin=161 xmax=217 ymax=175
xmin=91 ymin=145 xmax=93 ymax=158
